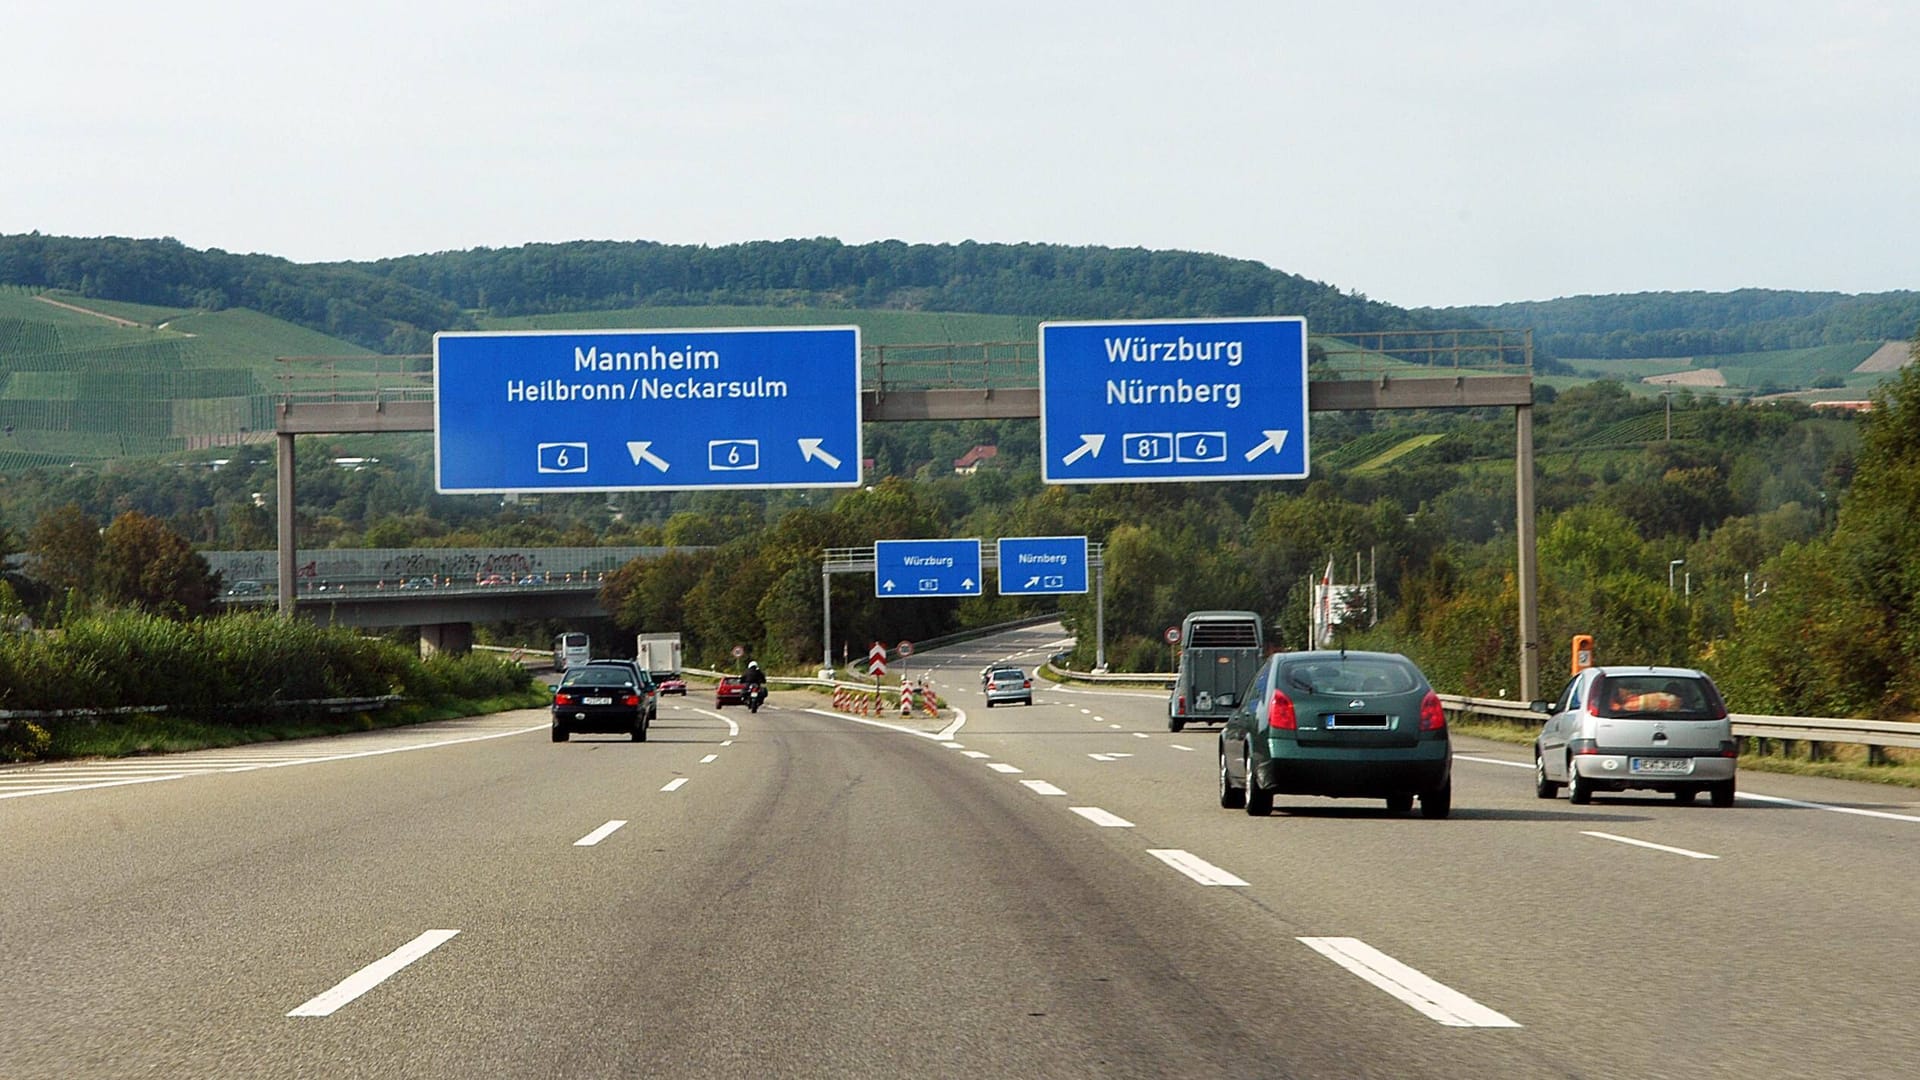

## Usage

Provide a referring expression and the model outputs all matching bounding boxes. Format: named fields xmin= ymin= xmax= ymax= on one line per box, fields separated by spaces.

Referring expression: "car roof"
xmin=1588 ymin=665 xmax=1711 ymax=678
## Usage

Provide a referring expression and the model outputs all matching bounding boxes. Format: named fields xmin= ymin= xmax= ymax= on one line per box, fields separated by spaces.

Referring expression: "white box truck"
xmin=637 ymin=633 xmax=685 ymax=693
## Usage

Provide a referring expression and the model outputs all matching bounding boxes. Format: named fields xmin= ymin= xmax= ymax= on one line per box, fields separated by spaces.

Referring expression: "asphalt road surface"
xmin=4 ymin=624 xmax=1918 ymax=1078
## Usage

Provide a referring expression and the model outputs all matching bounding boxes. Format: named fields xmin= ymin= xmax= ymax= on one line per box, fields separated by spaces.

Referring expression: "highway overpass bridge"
xmin=204 ymin=547 xmax=671 ymax=654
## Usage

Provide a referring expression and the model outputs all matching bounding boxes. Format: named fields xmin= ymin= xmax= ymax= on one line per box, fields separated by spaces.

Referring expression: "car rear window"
xmin=992 ymin=669 xmax=1024 ymax=681
xmin=1593 ymin=675 xmax=1721 ymax=719
xmin=1279 ymin=658 xmax=1420 ymax=695
xmin=562 ymin=671 xmax=633 ymax=688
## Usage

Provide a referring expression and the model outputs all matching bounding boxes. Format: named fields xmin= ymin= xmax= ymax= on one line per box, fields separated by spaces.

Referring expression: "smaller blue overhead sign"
xmin=997 ymin=536 xmax=1089 ymax=595
xmin=1039 ymin=316 xmax=1309 ymax=484
xmin=874 ymin=539 xmax=983 ymax=598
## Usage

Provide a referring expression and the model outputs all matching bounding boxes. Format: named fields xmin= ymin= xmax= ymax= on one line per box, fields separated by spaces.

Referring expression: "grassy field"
xmin=1560 ymin=342 xmax=1893 ymax=398
xmin=0 ymin=290 xmax=367 ymax=467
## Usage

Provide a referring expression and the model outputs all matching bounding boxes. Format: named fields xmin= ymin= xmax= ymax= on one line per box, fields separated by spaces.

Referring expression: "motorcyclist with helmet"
xmin=742 ymin=660 xmax=768 ymax=712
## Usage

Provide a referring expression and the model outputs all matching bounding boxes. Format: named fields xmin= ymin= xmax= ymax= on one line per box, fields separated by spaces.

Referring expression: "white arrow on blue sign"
xmin=997 ymin=536 xmax=1089 ymax=595
xmin=1039 ymin=316 xmax=1309 ymax=484
xmin=874 ymin=539 xmax=983 ymax=598
xmin=433 ymin=326 xmax=862 ymax=493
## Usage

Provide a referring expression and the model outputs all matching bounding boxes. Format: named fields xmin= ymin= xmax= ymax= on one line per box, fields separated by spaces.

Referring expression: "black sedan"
xmin=551 ymin=666 xmax=653 ymax=742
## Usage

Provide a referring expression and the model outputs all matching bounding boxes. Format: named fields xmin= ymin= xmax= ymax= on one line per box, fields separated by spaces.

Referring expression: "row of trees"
xmin=1449 ymin=288 xmax=1920 ymax=359
xmin=3 ymin=330 xmax=1916 ymax=716
xmin=0 ymin=233 xmax=469 ymax=352
xmin=2 ymin=506 xmax=222 ymax=622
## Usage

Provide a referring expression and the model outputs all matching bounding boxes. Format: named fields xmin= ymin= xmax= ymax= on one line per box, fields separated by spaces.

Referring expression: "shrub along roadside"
xmin=0 ymin=611 xmax=546 ymax=762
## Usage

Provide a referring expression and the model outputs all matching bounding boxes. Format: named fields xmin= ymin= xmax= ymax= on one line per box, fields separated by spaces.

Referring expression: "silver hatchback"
xmin=1532 ymin=666 xmax=1737 ymax=806
xmin=984 ymin=668 xmax=1033 ymax=707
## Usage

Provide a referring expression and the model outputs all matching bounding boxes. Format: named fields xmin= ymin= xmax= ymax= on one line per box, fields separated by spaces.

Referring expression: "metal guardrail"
xmin=1441 ymin=695 xmax=1920 ymax=765
xmin=0 ymin=696 xmax=404 ymax=726
xmin=1039 ymin=672 xmax=1920 ymax=762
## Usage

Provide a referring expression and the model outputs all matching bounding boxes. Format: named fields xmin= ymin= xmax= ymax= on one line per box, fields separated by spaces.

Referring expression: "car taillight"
xmin=1419 ymin=691 xmax=1446 ymax=732
xmin=623 ymin=693 xmax=639 ymax=706
xmin=1177 ymin=694 xmax=1187 ymax=713
xmin=1267 ymin=690 xmax=1297 ymax=730
xmin=1719 ymin=738 xmax=1740 ymax=758
xmin=1023 ymin=679 xmax=1031 ymax=689
xmin=554 ymin=693 xmax=576 ymax=705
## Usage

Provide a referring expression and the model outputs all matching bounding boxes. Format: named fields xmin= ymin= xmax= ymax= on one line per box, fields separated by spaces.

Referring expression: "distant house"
xmin=953 ymin=445 xmax=998 ymax=474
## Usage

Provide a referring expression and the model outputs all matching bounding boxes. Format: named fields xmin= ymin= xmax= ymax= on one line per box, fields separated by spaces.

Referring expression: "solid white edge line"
xmin=251 ymin=724 xmax=551 ymax=771
xmin=1453 ymin=756 xmax=1920 ymax=824
xmin=287 ymin=929 xmax=460 ymax=1017
xmin=685 ymin=708 xmax=741 ymax=737
xmin=1454 ymin=754 xmax=1530 ymax=769
xmin=0 ymin=775 xmax=185 ymax=800
xmin=1070 ymin=806 xmax=1134 ymax=827
xmin=1298 ymin=936 xmax=1520 ymax=1028
xmin=661 ymin=778 xmax=689 ymax=792
xmin=1581 ymin=831 xmax=1719 ymax=859
xmin=801 ymin=708 xmax=946 ymax=742
xmin=5 ymin=724 xmax=554 ymax=801
xmin=1020 ymin=780 xmax=1067 ymax=796
xmin=574 ymin=820 xmax=628 ymax=846
xmin=1147 ymin=849 xmax=1248 ymax=886
xmin=1736 ymin=791 xmax=1920 ymax=823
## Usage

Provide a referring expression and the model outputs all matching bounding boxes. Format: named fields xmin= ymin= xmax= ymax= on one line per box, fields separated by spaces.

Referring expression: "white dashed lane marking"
xmin=574 ymin=821 xmax=627 ymax=847
xmin=287 ymin=930 xmax=460 ymax=1018
xmin=1148 ymin=849 xmax=1248 ymax=886
xmin=1298 ymin=937 xmax=1520 ymax=1028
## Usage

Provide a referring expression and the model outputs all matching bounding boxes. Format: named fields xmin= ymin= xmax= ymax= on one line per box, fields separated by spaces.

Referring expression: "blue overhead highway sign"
xmin=997 ymin=536 xmax=1089 ymax=595
xmin=1039 ymin=317 xmax=1308 ymax=484
xmin=874 ymin=539 xmax=983 ymax=598
xmin=434 ymin=327 xmax=861 ymax=493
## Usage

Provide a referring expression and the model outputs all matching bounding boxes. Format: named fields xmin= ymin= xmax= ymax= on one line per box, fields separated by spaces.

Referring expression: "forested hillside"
xmin=1443 ymin=288 xmax=1920 ymax=359
xmin=0 ymin=234 xmax=467 ymax=353
xmin=354 ymin=238 xmax=1456 ymax=333
xmin=4 ymin=231 xmax=1919 ymax=718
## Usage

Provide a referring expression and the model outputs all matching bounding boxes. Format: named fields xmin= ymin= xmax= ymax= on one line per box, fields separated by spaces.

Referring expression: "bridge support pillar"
xmin=419 ymin=622 xmax=474 ymax=658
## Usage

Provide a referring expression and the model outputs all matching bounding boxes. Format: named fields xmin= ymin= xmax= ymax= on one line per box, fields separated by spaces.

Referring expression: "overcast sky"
xmin=5 ymin=1 xmax=1914 ymax=309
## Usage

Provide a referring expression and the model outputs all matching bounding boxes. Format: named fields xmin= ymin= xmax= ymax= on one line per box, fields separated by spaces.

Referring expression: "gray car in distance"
xmin=1532 ymin=665 xmax=1737 ymax=806
xmin=984 ymin=668 xmax=1033 ymax=707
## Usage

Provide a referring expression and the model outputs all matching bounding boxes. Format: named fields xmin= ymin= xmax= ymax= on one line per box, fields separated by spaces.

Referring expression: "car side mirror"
xmin=1529 ymin=700 xmax=1554 ymax=714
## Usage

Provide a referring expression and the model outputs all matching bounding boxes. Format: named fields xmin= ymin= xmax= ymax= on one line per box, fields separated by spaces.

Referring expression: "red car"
xmin=656 ymin=675 xmax=688 ymax=696
xmin=715 ymin=675 xmax=746 ymax=706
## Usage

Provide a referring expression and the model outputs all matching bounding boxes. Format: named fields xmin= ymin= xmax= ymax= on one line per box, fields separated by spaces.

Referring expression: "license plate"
xmin=583 ymin=697 xmax=612 ymax=705
xmin=1630 ymin=757 xmax=1692 ymax=775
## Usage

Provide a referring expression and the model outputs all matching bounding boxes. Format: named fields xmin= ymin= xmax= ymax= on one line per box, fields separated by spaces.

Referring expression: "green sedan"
xmin=1218 ymin=650 xmax=1452 ymax=818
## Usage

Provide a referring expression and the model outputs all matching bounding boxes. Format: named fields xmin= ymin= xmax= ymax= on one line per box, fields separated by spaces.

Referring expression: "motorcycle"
xmin=745 ymin=683 xmax=767 ymax=713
